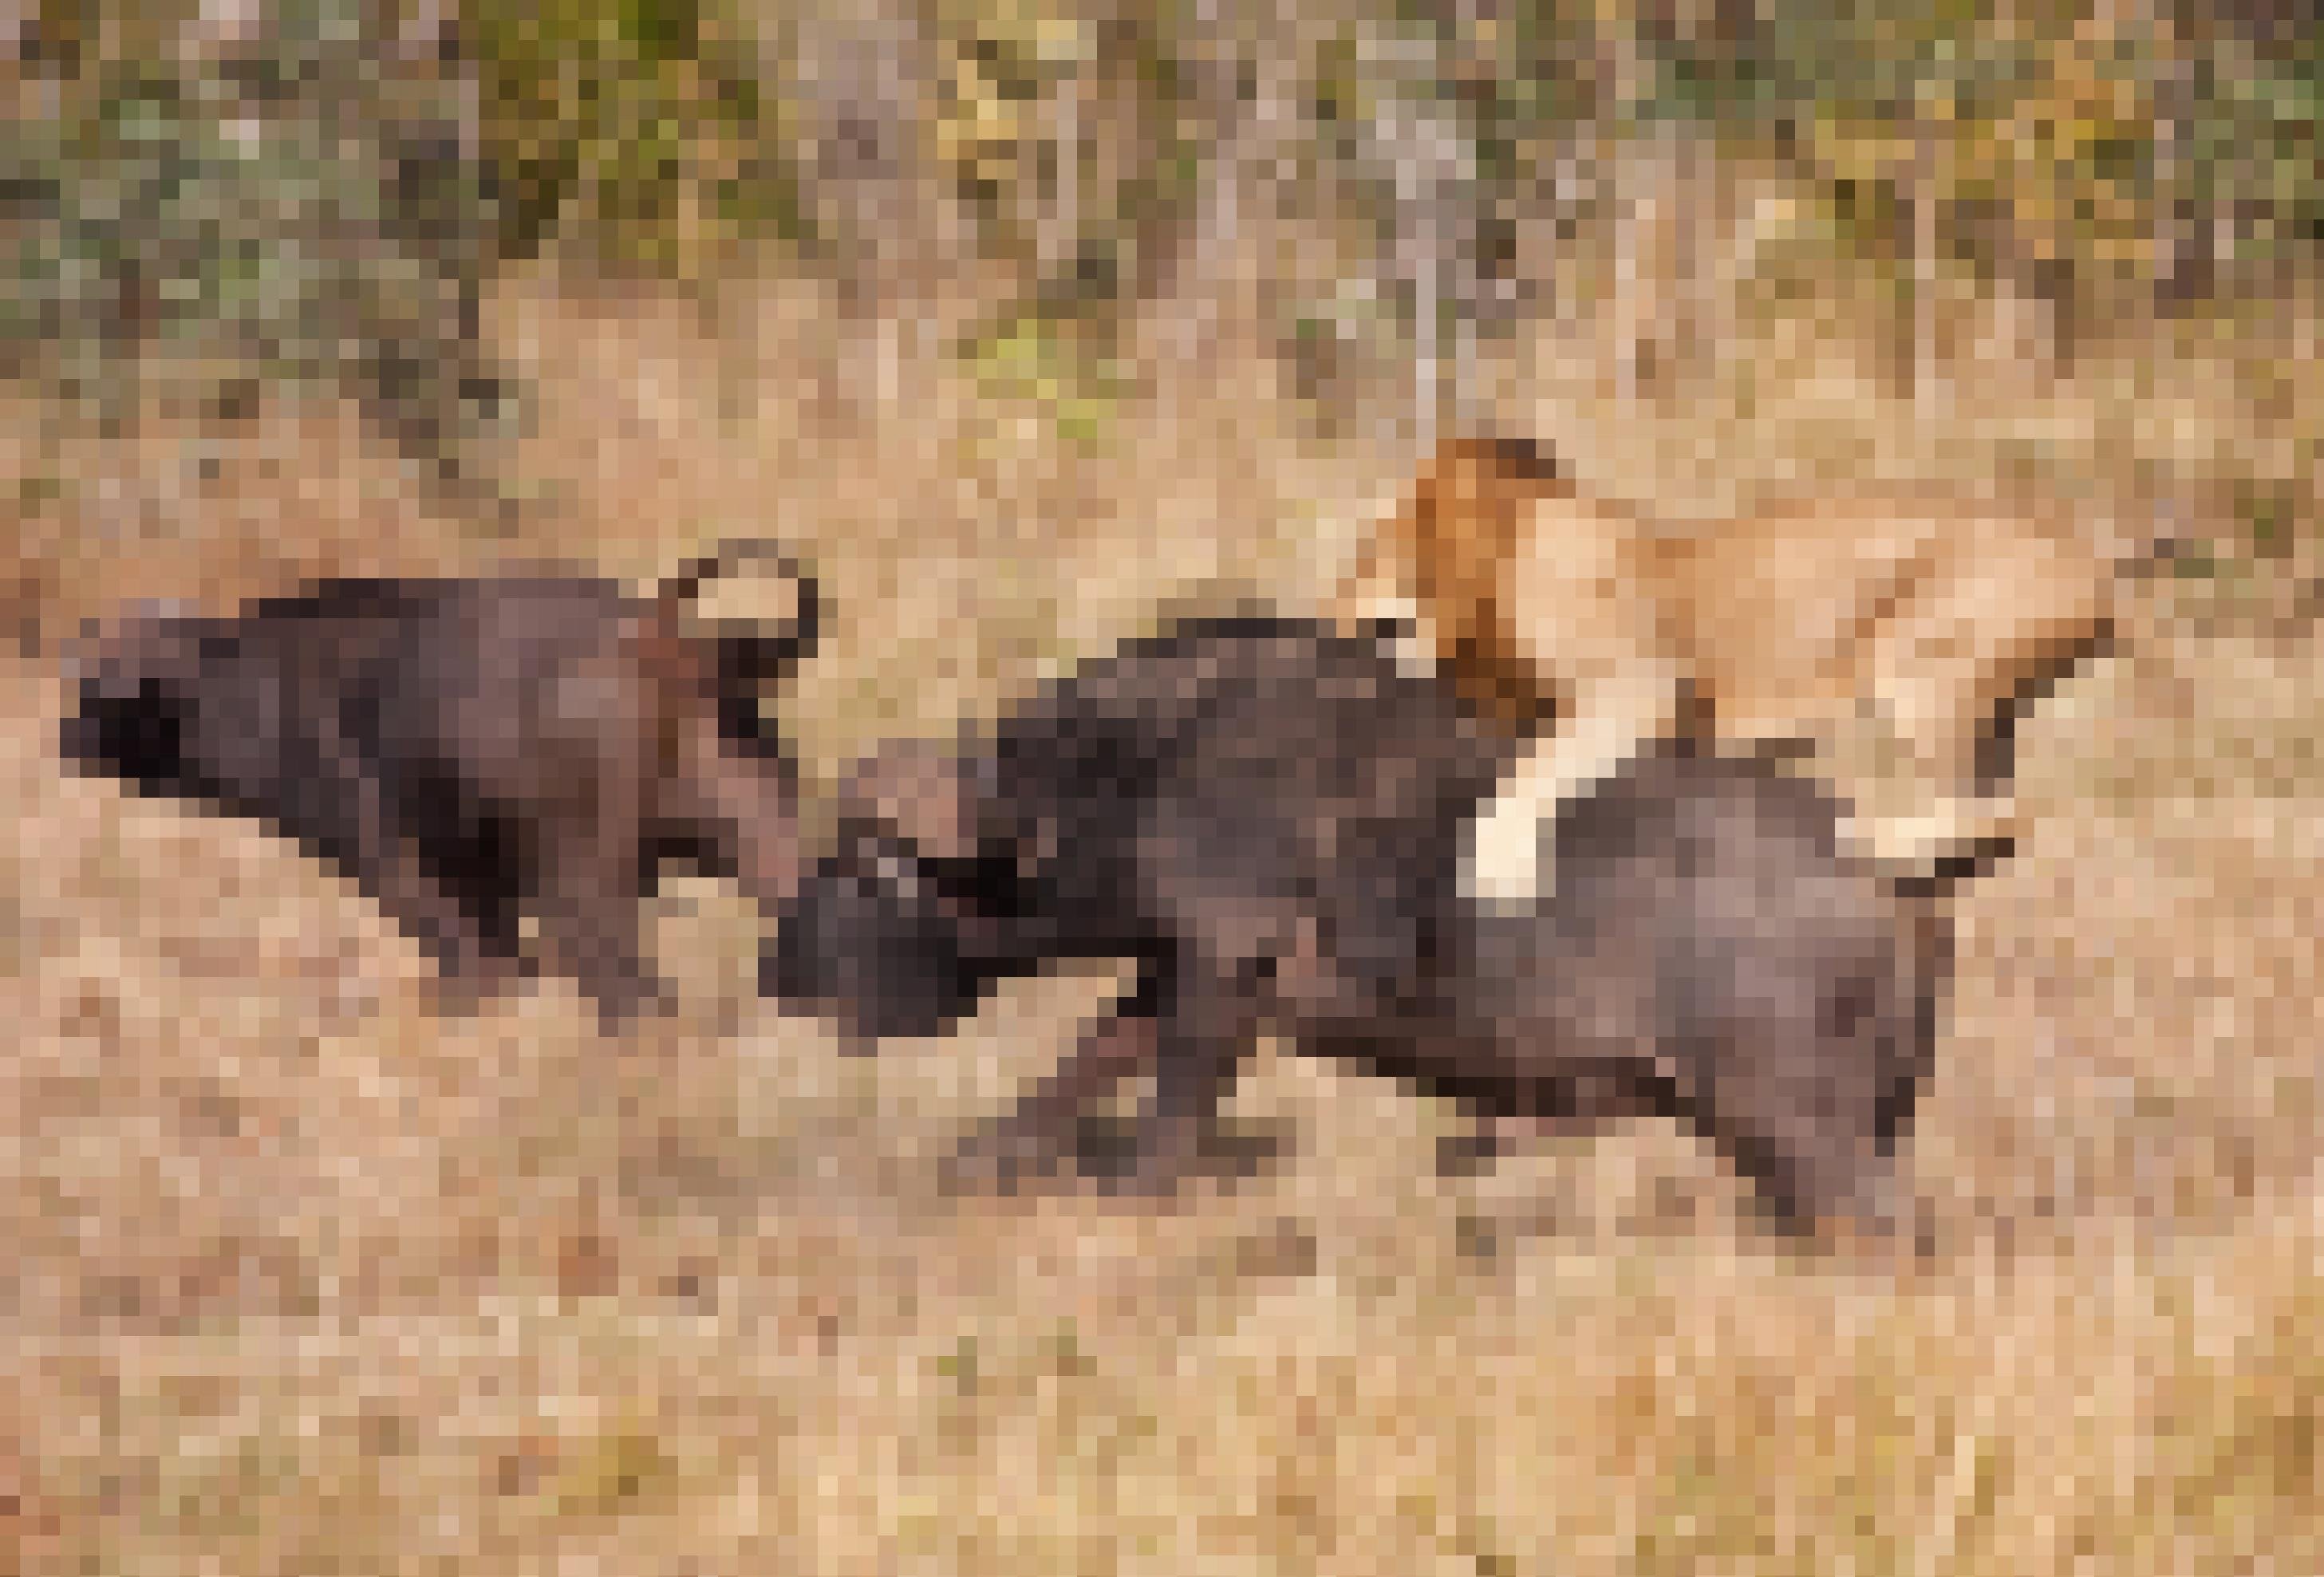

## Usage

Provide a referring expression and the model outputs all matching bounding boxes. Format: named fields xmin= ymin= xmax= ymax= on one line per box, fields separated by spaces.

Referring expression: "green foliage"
xmin=2 ymin=1 xmax=503 ymax=476
xmin=9 ymin=0 xmax=2321 ymax=459
xmin=0 ymin=0 xmax=809 ymax=487
xmin=467 ymin=0 xmax=803 ymax=276
xmin=1656 ymin=2 xmax=2318 ymax=302
xmin=1340 ymin=1 xmax=2324 ymax=333
xmin=957 ymin=306 xmax=1128 ymax=446
xmin=921 ymin=0 xmax=1205 ymax=317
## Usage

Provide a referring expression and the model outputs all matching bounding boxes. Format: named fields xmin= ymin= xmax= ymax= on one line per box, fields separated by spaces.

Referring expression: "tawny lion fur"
xmin=1340 ymin=436 xmax=2134 ymax=899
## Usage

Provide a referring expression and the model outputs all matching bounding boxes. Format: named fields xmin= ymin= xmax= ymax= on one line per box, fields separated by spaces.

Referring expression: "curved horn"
xmin=661 ymin=539 xmax=826 ymax=684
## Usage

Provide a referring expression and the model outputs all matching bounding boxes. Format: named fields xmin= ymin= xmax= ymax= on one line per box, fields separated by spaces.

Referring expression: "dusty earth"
xmin=6 ymin=237 xmax=2322 ymax=1573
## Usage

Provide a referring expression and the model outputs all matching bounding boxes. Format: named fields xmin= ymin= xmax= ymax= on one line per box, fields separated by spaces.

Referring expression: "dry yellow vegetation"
xmin=8 ymin=203 xmax=2322 ymax=1572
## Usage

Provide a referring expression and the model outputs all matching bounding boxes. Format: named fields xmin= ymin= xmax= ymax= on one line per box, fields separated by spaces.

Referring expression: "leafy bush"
xmin=467 ymin=0 xmax=802 ymax=278
xmin=2 ymin=0 xmax=504 ymax=480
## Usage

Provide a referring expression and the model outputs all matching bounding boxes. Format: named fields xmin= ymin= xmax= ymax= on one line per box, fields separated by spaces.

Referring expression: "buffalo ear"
xmin=839 ymin=739 xmax=982 ymax=865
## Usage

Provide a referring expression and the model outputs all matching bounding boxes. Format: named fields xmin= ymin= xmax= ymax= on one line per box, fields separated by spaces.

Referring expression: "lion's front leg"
xmin=1463 ymin=664 xmax=1687 ymax=909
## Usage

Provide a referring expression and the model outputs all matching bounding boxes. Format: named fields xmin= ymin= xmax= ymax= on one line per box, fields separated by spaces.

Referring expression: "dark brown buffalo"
xmin=765 ymin=616 xmax=1948 ymax=1240
xmin=62 ymin=544 xmax=819 ymax=1025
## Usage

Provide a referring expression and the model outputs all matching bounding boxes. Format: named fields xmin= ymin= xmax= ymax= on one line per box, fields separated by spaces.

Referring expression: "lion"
xmin=1339 ymin=436 xmax=2145 ymax=904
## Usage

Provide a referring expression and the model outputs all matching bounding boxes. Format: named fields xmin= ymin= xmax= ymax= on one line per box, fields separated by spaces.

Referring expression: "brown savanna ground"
xmin=7 ymin=181 xmax=2324 ymax=1572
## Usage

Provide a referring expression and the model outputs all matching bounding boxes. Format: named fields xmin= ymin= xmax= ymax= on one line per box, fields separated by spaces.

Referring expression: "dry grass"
xmin=7 ymin=190 xmax=2323 ymax=1572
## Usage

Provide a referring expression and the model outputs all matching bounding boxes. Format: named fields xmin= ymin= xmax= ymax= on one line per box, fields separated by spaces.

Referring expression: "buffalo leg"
xmin=1433 ymin=1073 xmax=1648 ymax=1176
xmin=327 ymin=720 xmax=514 ymax=1005
xmin=946 ymin=985 xmax=1162 ymax=1195
xmin=532 ymin=767 xmax=666 ymax=1027
xmin=1118 ymin=960 xmax=1261 ymax=1197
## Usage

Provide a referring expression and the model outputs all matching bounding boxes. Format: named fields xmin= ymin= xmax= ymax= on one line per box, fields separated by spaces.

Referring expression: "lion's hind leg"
xmin=1841 ymin=534 xmax=2113 ymax=882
